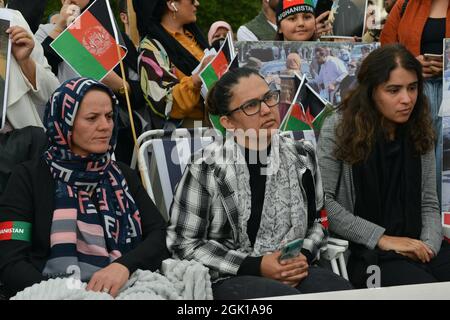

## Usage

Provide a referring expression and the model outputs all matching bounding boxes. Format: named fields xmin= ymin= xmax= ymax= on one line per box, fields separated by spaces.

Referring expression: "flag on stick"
xmin=281 ymin=74 xmax=332 ymax=134
xmin=50 ymin=0 xmax=127 ymax=80
xmin=199 ymin=32 xmax=235 ymax=90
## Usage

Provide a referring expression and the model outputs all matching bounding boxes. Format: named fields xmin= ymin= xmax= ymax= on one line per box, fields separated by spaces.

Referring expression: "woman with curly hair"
xmin=317 ymin=44 xmax=450 ymax=288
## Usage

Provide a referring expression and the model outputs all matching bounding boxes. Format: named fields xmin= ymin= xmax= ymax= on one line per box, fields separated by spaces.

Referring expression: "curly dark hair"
xmin=335 ymin=44 xmax=435 ymax=164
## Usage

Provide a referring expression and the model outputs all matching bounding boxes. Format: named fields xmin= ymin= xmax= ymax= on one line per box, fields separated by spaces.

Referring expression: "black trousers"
xmin=378 ymin=241 xmax=450 ymax=287
xmin=350 ymin=241 xmax=450 ymax=288
xmin=212 ymin=266 xmax=353 ymax=300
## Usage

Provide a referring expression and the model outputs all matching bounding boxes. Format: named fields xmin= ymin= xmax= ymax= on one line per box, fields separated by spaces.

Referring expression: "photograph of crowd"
xmin=442 ymin=116 xmax=450 ymax=212
xmin=442 ymin=39 xmax=450 ymax=116
xmin=236 ymin=40 xmax=379 ymax=108
xmin=0 ymin=10 xmax=11 ymax=130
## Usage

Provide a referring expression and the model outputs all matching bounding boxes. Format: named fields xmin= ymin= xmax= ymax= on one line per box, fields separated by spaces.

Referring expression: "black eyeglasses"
xmin=226 ymin=90 xmax=280 ymax=116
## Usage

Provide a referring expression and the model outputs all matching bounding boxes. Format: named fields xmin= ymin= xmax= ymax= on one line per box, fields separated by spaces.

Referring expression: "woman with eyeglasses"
xmin=166 ymin=67 xmax=352 ymax=299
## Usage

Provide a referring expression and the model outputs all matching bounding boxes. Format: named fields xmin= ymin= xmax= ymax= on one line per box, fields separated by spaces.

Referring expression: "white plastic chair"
xmin=137 ymin=132 xmax=215 ymax=220
xmin=131 ymin=127 xmax=212 ymax=169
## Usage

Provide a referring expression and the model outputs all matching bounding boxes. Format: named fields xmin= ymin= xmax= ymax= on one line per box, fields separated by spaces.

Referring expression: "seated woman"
xmin=317 ymin=44 xmax=450 ymax=288
xmin=275 ymin=0 xmax=331 ymax=41
xmin=134 ymin=0 xmax=212 ymax=129
xmin=166 ymin=67 xmax=352 ymax=299
xmin=0 ymin=78 xmax=169 ymax=298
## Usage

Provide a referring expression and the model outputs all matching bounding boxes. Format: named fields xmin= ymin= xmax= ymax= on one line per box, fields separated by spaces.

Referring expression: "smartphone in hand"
xmin=424 ymin=53 xmax=443 ymax=61
xmin=279 ymin=238 xmax=304 ymax=261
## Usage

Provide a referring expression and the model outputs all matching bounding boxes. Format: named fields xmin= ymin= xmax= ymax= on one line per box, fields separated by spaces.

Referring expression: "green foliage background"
xmin=43 ymin=0 xmax=261 ymax=35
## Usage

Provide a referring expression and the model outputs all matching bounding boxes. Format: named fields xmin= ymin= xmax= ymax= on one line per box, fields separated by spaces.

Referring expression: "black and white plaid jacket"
xmin=167 ymin=134 xmax=328 ymax=280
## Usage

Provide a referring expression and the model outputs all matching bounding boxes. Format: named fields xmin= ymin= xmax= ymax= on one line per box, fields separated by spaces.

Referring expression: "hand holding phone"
xmin=279 ymin=238 xmax=304 ymax=261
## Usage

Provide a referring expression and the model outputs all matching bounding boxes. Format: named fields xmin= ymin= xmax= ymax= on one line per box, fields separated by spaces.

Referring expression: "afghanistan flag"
xmin=443 ymin=212 xmax=450 ymax=243
xmin=0 ymin=221 xmax=31 ymax=241
xmin=280 ymin=74 xmax=311 ymax=131
xmin=205 ymin=32 xmax=237 ymax=135
xmin=50 ymin=0 xmax=127 ymax=81
xmin=281 ymin=74 xmax=333 ymax=138
xmin=199 ymin=32 xmax=235 ymax=90
xmin=298 ymin=83 xmax=333 ymax=132
xmin=281 ymin=102 xmax=313 ymax=131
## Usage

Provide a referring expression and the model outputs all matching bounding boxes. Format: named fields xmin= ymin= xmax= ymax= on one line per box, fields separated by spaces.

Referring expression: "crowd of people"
xmin=0 ymin=0 xmax=450 ymax=300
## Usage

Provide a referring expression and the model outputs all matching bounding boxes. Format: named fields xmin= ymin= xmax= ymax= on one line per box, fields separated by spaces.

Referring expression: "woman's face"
xmin=211 ymin=27 xmax=229 ymax=44
xmin=278 ymin=13 xmax=316 ymax=41
xmin=65 ymin=0 xmax=90 ymax=10
xmin=71 ymin=89 xmax=114 ymax=157
xmin=373 ymin=66 xmax=418 ymax=126
xmin=221 ymin=74 xmax=280 ymax=144
xmin=171 ymin=0 xmax=199 ymax=24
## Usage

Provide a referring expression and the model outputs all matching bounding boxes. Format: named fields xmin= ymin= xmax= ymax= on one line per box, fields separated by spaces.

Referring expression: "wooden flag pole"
xmin=105 ymin=0 xmax=138 ymax=147
xmin=117 ymin=51 xmax=138 ymax=147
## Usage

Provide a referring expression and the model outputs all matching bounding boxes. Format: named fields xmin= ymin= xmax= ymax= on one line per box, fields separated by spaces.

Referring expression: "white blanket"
xmin=11 ymin=259 xmax=213 ymax=300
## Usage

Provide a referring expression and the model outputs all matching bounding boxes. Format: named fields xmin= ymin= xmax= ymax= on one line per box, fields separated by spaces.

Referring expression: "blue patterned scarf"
xmin=42 ymin=78 xmax=142 ymax=281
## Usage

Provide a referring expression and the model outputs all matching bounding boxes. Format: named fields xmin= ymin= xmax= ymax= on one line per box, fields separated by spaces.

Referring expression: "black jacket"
xmin=0 ymin=157 xmax=169 ymax=295
xmin=0 ymin=127 xmax=48 ymax=196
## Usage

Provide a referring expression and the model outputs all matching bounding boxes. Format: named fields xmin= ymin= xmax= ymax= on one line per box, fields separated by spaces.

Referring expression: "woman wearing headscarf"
xmin=134 ymin=0 xmax=211 ymax=129
xmin=0 ymin=78 xmax=169 ymax=298
xmin=207 ymin=20 xmax=233 ymax=50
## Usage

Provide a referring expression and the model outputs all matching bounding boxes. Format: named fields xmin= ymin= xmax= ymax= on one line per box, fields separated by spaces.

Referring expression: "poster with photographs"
xmin=361 ymin=0 xmax=397 ymax=42
xmin=0 ymin=9 xmax=12 ymax=130
xmin=322 ymin=0 xmax=368 ymax=38
xmin=236 ymin=40 xmax=378 ymax=122
xmin=442 ymin=39 xmax=450 ymax=117
xmin=442 ymin=116 xmax=450 ymax=240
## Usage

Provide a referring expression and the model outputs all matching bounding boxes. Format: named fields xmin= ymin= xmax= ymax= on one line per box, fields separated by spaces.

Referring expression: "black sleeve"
xmin=114 ymin=164 xmax=170 ymax=273
xmin=0 ymin=165 xmax=47 ymax=294
xmin=41 ymin=36 xmax=63 ymax=76
xmin=8 ymin=0 xmax=47 ymax=33
xmin=128 ymin=80 xmax=146 ymax=111
xmin=237 ymin=256 xmax=262 ymax=276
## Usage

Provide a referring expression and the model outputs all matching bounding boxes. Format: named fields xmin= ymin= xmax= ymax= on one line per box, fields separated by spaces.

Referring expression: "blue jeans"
xmin=212 ymin=266 xmax=352 ymax=300
xmin=424 ymin=78 xmax=443 ymax=206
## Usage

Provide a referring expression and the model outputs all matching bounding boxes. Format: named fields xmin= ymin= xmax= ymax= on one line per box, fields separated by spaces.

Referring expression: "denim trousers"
xmin=424 ymin=77 xmax=443 ymax=206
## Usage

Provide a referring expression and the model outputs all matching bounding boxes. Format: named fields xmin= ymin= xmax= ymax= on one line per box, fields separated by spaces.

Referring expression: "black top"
xmin=236 ymin=146 xmax=271 ymax=277
xmin=381 ymin=138 xmax=405 ymax=235
xmin=0 ymin=158 xmax=169 ymax=295
xmin=421 ymin=18 xmax=446 ymax=55
xmin=244 ymin=146 xmax=270 ymax=247
xmin=236 ymin=143 xmax=317 ymax=277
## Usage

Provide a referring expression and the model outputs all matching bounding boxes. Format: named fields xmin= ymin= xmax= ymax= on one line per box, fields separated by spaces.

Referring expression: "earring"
xmin=172 ymin=11 xmax=177 ymax=19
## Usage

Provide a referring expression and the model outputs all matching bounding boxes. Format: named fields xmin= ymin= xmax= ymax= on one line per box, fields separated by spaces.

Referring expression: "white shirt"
xmin=316 ymin=56 xmax=348 ymax=87
xmin=4 ymin=10 xmax=59 ymax=130
xmin=236 ymin=20 xmax=277 ymax=41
